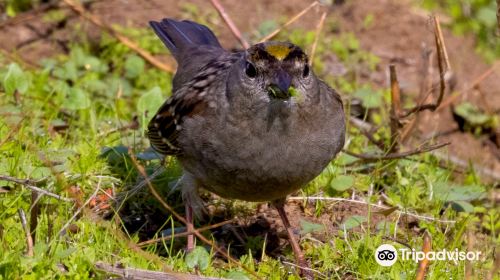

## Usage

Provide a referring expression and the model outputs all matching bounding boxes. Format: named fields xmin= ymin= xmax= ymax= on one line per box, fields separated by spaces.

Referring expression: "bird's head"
xmin=228 ymin=41 xmax=317 ymax=106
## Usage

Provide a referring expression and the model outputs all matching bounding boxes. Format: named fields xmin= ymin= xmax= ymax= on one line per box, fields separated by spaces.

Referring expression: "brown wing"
xmin=147 ymin=55 xmax=238 ymax=155
xmin=147 ymin=86 xmax=208 ymax=155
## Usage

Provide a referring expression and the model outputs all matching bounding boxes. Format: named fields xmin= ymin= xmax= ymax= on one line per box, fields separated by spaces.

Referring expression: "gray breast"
xmin=177 ymin=97 xmax=345 ymax=202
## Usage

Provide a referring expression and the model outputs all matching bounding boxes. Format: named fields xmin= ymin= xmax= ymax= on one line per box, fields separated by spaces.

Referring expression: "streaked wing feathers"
xmin=147 ymin=56 xmax=238 ymax=155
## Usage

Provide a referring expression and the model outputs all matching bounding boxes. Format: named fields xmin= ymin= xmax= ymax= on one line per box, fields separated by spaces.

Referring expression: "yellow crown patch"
xmin=265 ymin=43 xmax=291 ymax=61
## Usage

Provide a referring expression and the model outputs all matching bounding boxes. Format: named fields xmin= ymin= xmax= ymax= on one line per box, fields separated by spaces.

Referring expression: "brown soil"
xmin=332 ymin=0 xmax=500 ymax=180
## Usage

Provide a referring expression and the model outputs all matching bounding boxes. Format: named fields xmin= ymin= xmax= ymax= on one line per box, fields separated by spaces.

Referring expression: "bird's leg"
xmin=185 ymin=202 xmax=194 ymax=252
xmin=179 ymin=172 xmax=203 ymax=252
xmin=273 ymin=199 xmax=313 ymax=279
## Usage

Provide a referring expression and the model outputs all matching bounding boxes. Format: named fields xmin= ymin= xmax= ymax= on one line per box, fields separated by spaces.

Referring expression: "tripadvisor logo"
xmin=399 ymin=248 xmax=482 ymax=263
xmin=375 ymin=244 xmax=482 ymax=267
xmin=375 ymin=244 xmax=398 ymax=266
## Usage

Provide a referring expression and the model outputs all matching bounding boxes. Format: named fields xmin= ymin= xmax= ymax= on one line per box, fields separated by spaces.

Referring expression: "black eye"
xmin=303 ymin=64 xmax=310 ymax=77
xmin=245 ymin=61 xmax=257 ymax=78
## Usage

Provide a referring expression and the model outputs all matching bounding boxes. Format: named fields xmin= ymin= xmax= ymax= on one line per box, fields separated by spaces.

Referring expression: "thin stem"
xmin=209 ymin=0 xmax=249 ymax=49
xmin=259 ymin=1 xmax=319 ymax=42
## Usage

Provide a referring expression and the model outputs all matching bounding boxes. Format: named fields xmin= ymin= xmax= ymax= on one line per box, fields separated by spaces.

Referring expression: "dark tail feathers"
xmin=149 ymin=19 xmax=222 ymax=60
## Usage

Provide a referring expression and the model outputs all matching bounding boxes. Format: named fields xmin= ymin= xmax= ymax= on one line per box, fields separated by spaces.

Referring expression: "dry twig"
xmin=415 ymin=231 xmax=432 ymax=280
xmin=61 ymin=0 xmax=174 ymax=73
xmin=389 ymin=64 xmax=402 ymax=152
xmin=389 ymin=65 xmax=402 ymax=117
xmin=18 ymin=208 xmax=34 ymax=257
xmin=288 ymin=196 xmax=456 ymax=223
xmin=396 ymin=15 xmax=448 ymax=118
xmin=343 ymin=142 xmax=450 ymax=162
xmin=398 ymin=44 xmax=435 ymax=142
xmin=259 ymin=1 xmax=320 ymax=42
xmin=0 ymin=175 xmax=72 ymax=202
xmin=464 ymin=230 xmax=474 ymax=280
xmin=95 ymin=262 xmax=224 ymax=280
xmin=418 ymin=44 xmax=434 ymax=101
xmin=30 ymin=192 xmax=41 ymax=246
xmin=349 ymin=118 xmax=386 ymax=150
xmin=209 ymin=0 xmax=249 ymax=49
xmin=309 ymin=10 xmax=328 ymax=66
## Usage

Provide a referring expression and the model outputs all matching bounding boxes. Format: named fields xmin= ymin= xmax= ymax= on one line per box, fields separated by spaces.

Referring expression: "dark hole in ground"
xmin=451 ymin=105 xmax=500 ymax=159
xmin=98 ymin=147 xmax=288 ymax=259
xmin=102 ymin=167 xmax=284 ymax=259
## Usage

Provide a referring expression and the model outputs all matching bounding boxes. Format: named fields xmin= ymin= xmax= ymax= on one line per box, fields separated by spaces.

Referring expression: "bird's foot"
xmin=185 ymin=203 xmax=195 ymax=252
xmin=273 ymin=199 xmax=314 ymax=279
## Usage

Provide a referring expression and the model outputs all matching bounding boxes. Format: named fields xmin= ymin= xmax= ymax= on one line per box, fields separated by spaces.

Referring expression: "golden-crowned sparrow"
xmin=148 ymin=18 xmax=345 ymax=276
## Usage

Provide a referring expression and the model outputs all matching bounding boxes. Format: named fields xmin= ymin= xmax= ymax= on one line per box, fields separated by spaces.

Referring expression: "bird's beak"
xmin=268 ymin=70 xmax=292 ymax=99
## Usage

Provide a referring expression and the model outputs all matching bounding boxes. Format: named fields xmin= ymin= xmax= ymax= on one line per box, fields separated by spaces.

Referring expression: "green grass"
xmin=0 ymin=9 xmax=498 ymax=280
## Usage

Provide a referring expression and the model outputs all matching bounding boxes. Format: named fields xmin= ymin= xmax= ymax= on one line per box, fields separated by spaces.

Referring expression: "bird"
xmin=147 ymin=18 xmax=345 ymax=277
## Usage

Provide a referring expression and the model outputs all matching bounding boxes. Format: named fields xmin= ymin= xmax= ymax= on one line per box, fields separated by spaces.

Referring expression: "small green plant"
xmin=453 ymin=101 xmax=499 ymax=134
xmin=421 ymin=0 xmax=500 ymax=61
xmin=3 ymin=0 xmax=36 ymax=17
